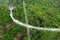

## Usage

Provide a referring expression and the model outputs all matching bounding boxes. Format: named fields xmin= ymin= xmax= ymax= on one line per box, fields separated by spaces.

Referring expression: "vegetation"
xmin=0 ymin=0 xmax=60 ymax=40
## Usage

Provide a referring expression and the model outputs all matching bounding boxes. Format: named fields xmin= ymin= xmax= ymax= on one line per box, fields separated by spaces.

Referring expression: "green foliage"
xmin=0 ymin=0 xmax=60 ymax=40
xmin=0 ymin=5 xmax=12 ymax=25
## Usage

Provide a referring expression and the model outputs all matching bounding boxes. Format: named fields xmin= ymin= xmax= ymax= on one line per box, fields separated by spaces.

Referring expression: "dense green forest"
xmin=0 ymin=0 xmax=60 ymax=40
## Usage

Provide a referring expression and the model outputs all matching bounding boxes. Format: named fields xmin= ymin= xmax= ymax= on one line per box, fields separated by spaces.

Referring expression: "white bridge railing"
xmin=10 ymin=1 xmax=60 ymax=32
xmin=10 ymin=9 xmax=60 ymax=32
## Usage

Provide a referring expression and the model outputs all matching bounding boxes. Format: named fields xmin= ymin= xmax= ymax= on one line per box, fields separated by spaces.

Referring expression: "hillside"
xmin=0 ymin=0 xmax=60 ymax=40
